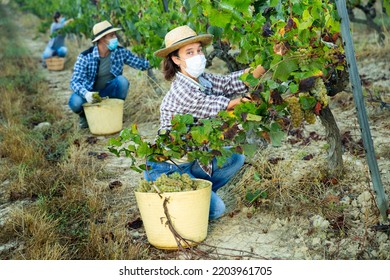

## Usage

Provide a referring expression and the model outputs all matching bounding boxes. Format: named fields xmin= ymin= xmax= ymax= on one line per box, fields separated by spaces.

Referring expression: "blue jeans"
xmin=42 ymin=46 xmax=67 ymax=60
xmin=68 ymin=75 xmax=129 ymax=114
xmin=143 ymin=153 xmax=245 ymax=220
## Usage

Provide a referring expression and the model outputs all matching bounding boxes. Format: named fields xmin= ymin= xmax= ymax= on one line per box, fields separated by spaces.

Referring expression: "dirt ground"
xmin=1 ymin=9 xmax=390 ymax=260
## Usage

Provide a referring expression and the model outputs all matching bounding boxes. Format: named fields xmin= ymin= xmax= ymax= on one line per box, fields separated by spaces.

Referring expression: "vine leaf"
xmin=269 ymin=123 xmax=285 ymax=147
xmin=273 ymin=58 xmax=299 ymax=82
xmin=299 ymin=95 xmax=317 ymax=110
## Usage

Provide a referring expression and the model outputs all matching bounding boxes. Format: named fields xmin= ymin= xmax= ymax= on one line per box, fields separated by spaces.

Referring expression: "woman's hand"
xmin=226 ymin=95 xmax=253 ymax=111
xmin=65 ymin=18 xmax=74 ymax=25
xmin=252 ymin=64 xmax=266 ymax=79
xmin=244 ymin=64 xmax=266 ymax=78
xmin=243 ymin=64 xmax=266 ymax=87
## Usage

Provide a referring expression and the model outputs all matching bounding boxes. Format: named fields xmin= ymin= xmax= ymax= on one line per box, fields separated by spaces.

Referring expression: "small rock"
xmin=34 ymin=122 xmax=51 ymax=130
xmin=312 ymin=237 xmax=321 ymax=246
xmin=311 ymin=215 xmax=330 ymax=230
xmin=357 ymin=191 xmax=372 ymax=207
xmin=130 ymin=231 xmax=140 ymax=239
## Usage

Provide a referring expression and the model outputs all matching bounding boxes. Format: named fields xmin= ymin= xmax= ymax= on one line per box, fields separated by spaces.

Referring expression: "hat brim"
xmin=154 ymin=34 xmax=214 ymax=58
xmin=92 ymin=27 xmax=122 ymax=43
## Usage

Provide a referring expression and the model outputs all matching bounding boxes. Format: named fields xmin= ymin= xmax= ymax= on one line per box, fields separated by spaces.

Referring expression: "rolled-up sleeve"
xmin=205 ymin=70 xmax=248 ymax=97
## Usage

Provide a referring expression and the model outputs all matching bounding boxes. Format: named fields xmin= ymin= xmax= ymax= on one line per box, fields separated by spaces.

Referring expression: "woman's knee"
xmin=219 ymin=153 xmax=245 ymax=171
xmin=42 ymin=48 xmax=53 ymax=60
xmin=232 ymin=153 xmax=245 ymax=168
xmin=209 ymin=191 xmax=226 ymax=220
xmin=57 ymin=47 xmax=68 ymax=57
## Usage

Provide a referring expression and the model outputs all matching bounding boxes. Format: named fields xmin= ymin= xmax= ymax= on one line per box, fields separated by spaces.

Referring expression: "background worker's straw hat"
xmin=92 ymin=20 xmax=121 ymax=43
xmin=155 ymin=25 xmax=213 ymax=58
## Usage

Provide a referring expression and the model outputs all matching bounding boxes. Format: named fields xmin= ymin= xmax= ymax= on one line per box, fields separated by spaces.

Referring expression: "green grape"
xmin=92 ymin=92 xmax=102 ymax=103
xmin=137 ymin=172 xmax=208 ymax=193
xmin=304 ymin=110 xmax=316 ymax=124
xmin=310 ymin=78 xmax=329 ymax=107
xmin=286 ymin=96 xmax=304 ymax=128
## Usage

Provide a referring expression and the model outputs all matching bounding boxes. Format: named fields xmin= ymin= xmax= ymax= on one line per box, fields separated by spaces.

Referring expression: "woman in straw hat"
xmin=68 ymin=20 xmax=150 ymax=129
xmin=146 ymin=25 xmax=265 ymax=220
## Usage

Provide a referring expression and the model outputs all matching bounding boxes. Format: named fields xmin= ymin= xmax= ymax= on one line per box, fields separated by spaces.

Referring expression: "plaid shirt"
xmin=70 ymin=46 xmax=149 ymax=97
xmin=159 ymin=70 xmax=247 ymax=130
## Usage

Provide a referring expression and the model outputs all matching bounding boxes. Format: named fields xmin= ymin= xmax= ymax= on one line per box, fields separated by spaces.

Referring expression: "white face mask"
xmin=184 ymin=54 xmax=206 ymax=78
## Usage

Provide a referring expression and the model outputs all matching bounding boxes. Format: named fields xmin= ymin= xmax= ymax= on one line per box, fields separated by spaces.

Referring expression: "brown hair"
xmin=53 ymin=11 xmax=61 ymax=23
xmin=162 ymin=50 xmax=180 ymax=81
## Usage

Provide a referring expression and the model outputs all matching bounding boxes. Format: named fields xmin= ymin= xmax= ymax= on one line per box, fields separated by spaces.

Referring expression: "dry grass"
xmin=0 ymin=4 xmax=149 ymax=260
xmin=7 ymin=209 xmax=70 ymax=259
xmin=353 ymin=23 xmax=390 ymax=59
xmin=0 ymin=125 xmax=46 ymax=166
xmin=123 ymin=69 xmax=164 ymax=125
xmin=223 ymin=142 xmax=374 ymax=225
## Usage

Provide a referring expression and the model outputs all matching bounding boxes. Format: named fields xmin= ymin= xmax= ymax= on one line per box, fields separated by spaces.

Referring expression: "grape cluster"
xmin=92 ymin=92 xmax=102 ymax=103
xmin=303 ymin=110 xmax=316 ymax=124
xmin=285 ymin=96 xmax=304 ymax=128
xmin=310 ymin=78 xmax=329 ymax=107
xmin=137 ymin=173 xmax=209 ymax=193
xmin=297 ymin=48 xmax=312 ymax=68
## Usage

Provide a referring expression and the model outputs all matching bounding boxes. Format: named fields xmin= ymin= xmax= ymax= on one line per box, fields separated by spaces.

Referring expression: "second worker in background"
xmin=68 ymin=20 xmax=150 ymax=128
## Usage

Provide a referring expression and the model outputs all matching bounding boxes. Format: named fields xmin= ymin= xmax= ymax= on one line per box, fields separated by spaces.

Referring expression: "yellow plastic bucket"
xmin=83 ymin=98 xmax=124 ymax=135
xmin=135 ymin=179 xmax=212 ymax=250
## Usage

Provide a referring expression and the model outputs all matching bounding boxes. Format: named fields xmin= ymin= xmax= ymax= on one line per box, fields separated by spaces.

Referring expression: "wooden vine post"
xmin=336 ymin=0 xmax=389 ymax=221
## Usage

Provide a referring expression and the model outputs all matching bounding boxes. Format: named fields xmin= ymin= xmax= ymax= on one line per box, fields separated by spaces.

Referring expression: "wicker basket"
xmin=45 ymin=57 xmax=65 ymax=71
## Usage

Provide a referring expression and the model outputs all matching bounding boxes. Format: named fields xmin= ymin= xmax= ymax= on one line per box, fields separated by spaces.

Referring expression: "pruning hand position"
xmin=252 ymin=64 xmax=266 ymax=79
xmin=84 ymin=91 xmax=94 ymax=103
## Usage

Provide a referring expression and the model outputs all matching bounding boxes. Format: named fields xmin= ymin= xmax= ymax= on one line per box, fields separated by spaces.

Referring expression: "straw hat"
xmin=154 ymin=25 xmax=213 ymax=58
xmin=92 ymin=20 xmax=121 ymax=43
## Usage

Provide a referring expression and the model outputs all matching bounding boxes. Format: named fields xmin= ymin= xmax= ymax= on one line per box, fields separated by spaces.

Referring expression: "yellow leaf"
xmin=279 ymin=27 xmax=285 ymax=37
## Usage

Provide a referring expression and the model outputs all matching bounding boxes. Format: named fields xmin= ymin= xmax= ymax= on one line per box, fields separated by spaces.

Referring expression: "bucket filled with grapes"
xmin=135 ymin=173 xmax=212 ymax=250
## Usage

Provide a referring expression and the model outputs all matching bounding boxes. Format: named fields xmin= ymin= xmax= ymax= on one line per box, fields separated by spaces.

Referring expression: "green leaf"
xmin=207 ymin=25 xmax=223 ymax=38
xmin=137 ymin=142 xmax=152 ymax=157
xmin=138 ymin=164 xmax=147 ymax=171
xmin=299 ymin=95 xmax=317 ymax=110
xmin=253 ymin=172 xmax=261 ymax=181
xmin=130 ymin=166 xmax=143 ymax=173
xmin=383 ymin=1 xmax=390 ymax=15
xmin=245 ymin=189 xmax=265 ymax=203
xmin=242 ymin=143 xmax=257 ymax=157
xmin=270 ymin=0 xmax=280 ymax=8
xmin=289 ymin=82 xmax=299 ymax=93
xmin=107 ymin=138 xmax=122 ymax=147
xmin=190 ymin=130 xmax=208 ymax=144
xmin=269 ymin=122 xmax=285 ymax=147
xmin=119 ymin=128 xmax=131 ymax=141
xmin=246 ymin=113 xmax=262 ymax=122
xmin=240 ymin=72 xmax=259 ymax=87
xmin=273 ymin=58 xmax=299 ymax=82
